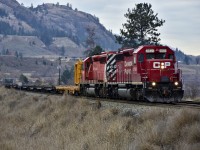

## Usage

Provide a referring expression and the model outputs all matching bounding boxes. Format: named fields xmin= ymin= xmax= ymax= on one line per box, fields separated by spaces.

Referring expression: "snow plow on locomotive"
xmin=76 ymin=45 xmax=184 ymax=102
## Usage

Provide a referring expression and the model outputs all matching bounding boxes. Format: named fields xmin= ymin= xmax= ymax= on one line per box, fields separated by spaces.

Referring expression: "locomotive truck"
xmin=68 ymin=45 xmax=184 ymax=102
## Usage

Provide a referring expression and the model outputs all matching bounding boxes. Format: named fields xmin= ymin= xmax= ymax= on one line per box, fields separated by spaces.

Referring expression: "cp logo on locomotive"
xmin=153 ymin=62 xmax=171 ymax=69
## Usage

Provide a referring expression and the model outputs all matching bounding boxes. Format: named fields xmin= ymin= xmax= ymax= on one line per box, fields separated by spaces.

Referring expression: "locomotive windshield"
xmin=146 ymin=53 xmax=166 ymax=59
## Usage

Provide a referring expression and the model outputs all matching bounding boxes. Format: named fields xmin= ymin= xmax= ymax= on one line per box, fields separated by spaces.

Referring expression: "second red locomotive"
xmin=79 ymin=45 xmax=184 ymax=102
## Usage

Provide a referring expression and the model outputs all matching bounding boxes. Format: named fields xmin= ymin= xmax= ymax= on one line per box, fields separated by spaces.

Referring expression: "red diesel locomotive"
xmin=80 ymin=45 xmax=184 ymax=102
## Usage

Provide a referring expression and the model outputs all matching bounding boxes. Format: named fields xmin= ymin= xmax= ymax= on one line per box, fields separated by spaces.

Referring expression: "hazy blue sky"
xmin=17 ymin=0 xmax=200 ymax=55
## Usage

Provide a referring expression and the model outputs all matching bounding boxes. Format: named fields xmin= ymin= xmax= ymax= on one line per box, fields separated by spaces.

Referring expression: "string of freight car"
xmin=5 ymin=45 xmax=184 ymax=103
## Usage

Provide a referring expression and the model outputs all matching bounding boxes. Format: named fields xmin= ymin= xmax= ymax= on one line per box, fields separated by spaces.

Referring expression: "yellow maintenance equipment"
xmin=55 ymin=60 xmax=83 ymax=95
xmin=74 ymin=59 xmax=83 ymax=85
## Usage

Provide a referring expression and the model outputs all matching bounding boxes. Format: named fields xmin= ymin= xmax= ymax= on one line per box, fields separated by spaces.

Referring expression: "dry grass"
xmin=0 ymin=87 xmax=200 ymax=150
xmin=183 ymin=80 xmax=200 ymax=100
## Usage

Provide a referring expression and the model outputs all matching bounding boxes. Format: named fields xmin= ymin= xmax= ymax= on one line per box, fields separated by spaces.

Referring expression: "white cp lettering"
xmin=153 ymin=62 xmax=171 ymax=69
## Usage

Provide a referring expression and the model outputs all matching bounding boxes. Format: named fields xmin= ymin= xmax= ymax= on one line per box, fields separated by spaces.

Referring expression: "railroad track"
xmin=176 ymin=101 xmax=200 ymax=109
xmin=66 ymin=95 xmax=200 ymax=110
xmin=4 ymin=85 xmax=200 ymax=109
xmin=89 ymin=97 xmax=200 ymax=109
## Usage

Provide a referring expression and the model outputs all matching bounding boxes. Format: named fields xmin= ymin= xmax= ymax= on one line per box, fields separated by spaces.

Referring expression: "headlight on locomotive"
xmin=174 ymin=81 xmax=179 ymax=86
xmin=161 ymin=62 xmax=165 ymax=69
xmin=152 ymin=82 xmax=156 ymax=86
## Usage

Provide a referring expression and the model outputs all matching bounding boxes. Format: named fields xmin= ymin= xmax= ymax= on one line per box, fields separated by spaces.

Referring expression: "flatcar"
xmin=77 ymin=45 xmax=184 ymax=102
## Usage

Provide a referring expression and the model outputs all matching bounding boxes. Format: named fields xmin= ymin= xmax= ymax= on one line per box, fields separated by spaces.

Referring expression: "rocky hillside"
xmin=0 ymin=0 xmax=120 ymax=57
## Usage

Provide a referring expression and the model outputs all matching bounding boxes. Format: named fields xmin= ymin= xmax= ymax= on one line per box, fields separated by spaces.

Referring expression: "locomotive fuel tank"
xmin=118 ymin=88 xmax=135 ymax=100
xmin=86 ymin=87 xmax=97 ymax=96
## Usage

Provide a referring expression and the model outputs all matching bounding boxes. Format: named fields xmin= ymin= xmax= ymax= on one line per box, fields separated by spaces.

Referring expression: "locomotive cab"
xmin=136 ymin=46 xmax=184 ymax=102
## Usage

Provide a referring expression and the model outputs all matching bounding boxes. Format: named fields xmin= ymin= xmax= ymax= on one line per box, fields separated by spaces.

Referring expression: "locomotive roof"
xmin=134 ymin=45 xmax=174 ymax=54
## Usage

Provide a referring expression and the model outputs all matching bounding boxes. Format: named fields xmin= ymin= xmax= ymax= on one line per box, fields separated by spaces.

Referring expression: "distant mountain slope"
xmin=173 ymin=48 xmax=200 ymax=65
xmin=0 ymin=0 xmax=120 ymax=57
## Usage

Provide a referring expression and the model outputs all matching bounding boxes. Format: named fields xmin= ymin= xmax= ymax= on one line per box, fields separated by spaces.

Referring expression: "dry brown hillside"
xmin=0 ymin=0 xmax=119 ymax=57
xmin=0 ymin=87 xmax=200 ymax=150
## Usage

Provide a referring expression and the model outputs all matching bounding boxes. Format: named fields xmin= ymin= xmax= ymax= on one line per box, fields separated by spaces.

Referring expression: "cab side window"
xmin=138 ymin=54 xmax=144 ymax=62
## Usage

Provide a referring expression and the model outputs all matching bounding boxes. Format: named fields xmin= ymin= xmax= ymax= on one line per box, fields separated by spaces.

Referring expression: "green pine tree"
xmin=87 ymin=45 xmax=104 ymax=57
xmin=19 ymin=74 xmax=29 ymax=84
xmin=116 ymin=3 xmax=165 ymax=48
